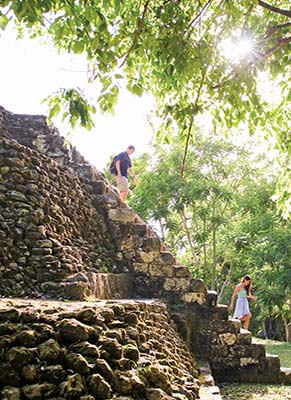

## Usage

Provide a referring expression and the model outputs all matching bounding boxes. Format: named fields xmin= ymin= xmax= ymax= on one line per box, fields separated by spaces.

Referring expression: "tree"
xmin=1 ymin=1 xmax=291 ymax=201
xmin=129 ymin=135 xmax=257 ymax=290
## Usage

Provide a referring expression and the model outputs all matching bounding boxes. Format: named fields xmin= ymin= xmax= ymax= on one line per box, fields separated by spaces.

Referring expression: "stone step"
xmin=213 ymin=304 xmax=228 ymax=320
xmin=264 ymin=353 xmax=280 ymax=373
xmin=198 ymin=361 xmax=223 ymax=400
xmin=132 ymin=223 xmax=148 ymax=237
xmin=237 ymin=328 xmax=252 ymax=345
xmin=206 ymin=290 xmax=217 ymax=307
xmin=199 ymin=385 xmax=222 ymax=400
xmin=228 ymin=317 xmax=241 ymax=333
xmin=280 ymin=367 xmax=291 ymax=384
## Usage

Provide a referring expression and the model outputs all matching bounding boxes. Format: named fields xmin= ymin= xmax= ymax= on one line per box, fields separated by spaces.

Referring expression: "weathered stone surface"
xmin=123 ymin=343 xmax=140 ymax=362
xmin=1 ymin=386 xmax=21 ymax=400
xmin=108 ymin=208 xmax=135 ymax=223
xmin=182 ymin=292 xmax=206 ymax=304
xmin=6 ymin=347 xmax=35 ymax=370
xmin=136 ymin=250 xmax=159 ymax=263
xmin=132 ymin=262 xmax=149 ymax=274
xmin=218 ymin=333 xmax=237 ymax=346
xmin=94 ymin=359 xmax=114 ymax=383
xmin=66 ymin=352 xmax=90 ymax=375
xmin=146 ymin=388 xmax=173 ymax=400
xmin=0 ymin=105 xmax=285 ymax=390
xmin=60 ymin=373 xmax=86 ymax=398
xmin=164 ymin=278 xmax=191 ymax=292
xmin=190 ymin=278 xmax=207 ymax=295
xmin=148 ymin=264 xmax=174 ymax=278
xmin=70 ymin=341 xmax=100 ymax=359
xmin=58 ymin=319 xmax=93 ymax=344
xmin=158 ymin=252 xmax=175 ymax=265
xmin=38 ymin=339 xmax=62 ymax=363
xmin=88 ymin=373 xmax=111 ymax=399
xmin=174 ymin=265 xmax=192 ymax=278
xmin=22 ymin=383 xmax=55 ymax=399
xmin=0 ymin=299 xmax=200 ymax=399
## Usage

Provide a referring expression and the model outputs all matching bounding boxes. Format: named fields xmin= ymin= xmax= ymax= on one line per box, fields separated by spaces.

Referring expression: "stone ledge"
xmin=108 ymin=208 xmax=136 ymax=223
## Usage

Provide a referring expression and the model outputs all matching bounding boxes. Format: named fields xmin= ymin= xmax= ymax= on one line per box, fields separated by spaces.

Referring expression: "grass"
xmin=252 ymin=337 xmax=291 ymax=368
xmin=220 ymin=384 xmax=291 ymax=400
xmin=220 ymin=338 xmax=291 ymax=399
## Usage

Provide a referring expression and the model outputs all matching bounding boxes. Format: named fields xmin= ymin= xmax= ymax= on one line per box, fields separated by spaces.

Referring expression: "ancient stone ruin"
xmin=0 ymin=105 xmax=291 ymax=400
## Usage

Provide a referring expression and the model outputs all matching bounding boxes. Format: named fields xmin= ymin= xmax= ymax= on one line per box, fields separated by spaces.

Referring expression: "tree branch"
xmin=264 ymin=22 xmax=291 ymax=39
xmin=213 ymin=35 xmax=291 ymax=90
xmin=180 ymin=116 xmax=194 ymax=178
xmin=258 ymin=0 xmax=291 ymax=18
xmin=187 ymin=0 xmax=214 ymax=30
xmin=119 ymin=0 xmax=151 ymax=68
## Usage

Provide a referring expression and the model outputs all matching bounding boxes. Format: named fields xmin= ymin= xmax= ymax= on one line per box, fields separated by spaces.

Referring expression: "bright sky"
xmin=0 ymin=27 xmax=154 ymax=171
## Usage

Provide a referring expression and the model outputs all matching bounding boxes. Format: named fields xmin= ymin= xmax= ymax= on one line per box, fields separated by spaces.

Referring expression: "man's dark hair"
xmin=128 ymin=145 xmax=135 ymax=150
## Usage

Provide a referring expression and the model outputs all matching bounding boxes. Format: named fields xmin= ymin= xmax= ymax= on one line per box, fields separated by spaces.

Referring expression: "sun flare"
xmin=219 ymin=34 xmax=255 ymax=64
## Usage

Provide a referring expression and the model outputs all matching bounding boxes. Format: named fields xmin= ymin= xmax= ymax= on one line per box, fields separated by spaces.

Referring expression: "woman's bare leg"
xmin=239 ymin=313 xmax=252 ymax=330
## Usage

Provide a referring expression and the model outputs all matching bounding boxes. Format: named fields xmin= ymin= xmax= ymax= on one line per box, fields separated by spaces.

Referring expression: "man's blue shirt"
xmin=116 ymin=152 xmax=132 ymax=178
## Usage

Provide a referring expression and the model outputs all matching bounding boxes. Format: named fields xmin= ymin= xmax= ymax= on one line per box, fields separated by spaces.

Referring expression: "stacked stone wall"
xmin=1 ymin=105 xmax=289 ymax=386
xmin=0 ymin=298 xmax=200 ymax=400
xmin=0 ymin=106 xmax=210 ymax=305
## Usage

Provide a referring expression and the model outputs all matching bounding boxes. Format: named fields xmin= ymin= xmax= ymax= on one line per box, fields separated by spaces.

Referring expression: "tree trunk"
xmin=211 ymin=199 xmax=217 ymax=291
xmin=180 ymin=209 xmax=199 ymax=266
xmin=283 ymin=316 xmax=291 ymax=342
xmin=217 ymin=262 xmax=232 ymax=302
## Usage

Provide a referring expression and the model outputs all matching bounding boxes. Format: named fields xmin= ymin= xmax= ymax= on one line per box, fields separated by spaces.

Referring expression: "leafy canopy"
xmin=1 ymin=0 xmax=291 ymax=207
xmin=1 ymin=1 xmax=291 ymax=131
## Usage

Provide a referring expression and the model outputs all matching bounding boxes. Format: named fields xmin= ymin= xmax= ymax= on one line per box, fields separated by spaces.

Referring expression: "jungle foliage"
xmin=127 ymin=136 xmax=291 ymax=340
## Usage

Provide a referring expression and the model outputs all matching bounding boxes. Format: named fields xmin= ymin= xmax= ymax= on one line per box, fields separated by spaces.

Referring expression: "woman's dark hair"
xmin=242 ymin=275 xmax=251 ymax=295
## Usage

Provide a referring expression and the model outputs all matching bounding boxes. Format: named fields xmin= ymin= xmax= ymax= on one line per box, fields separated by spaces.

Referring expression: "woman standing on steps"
xmin=229 ymin=275 xmax=258 ymax=330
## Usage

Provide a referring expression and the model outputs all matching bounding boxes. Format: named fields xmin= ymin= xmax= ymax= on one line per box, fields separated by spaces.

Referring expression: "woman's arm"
xmin=247 ymin=293 xmax=258 ymax=301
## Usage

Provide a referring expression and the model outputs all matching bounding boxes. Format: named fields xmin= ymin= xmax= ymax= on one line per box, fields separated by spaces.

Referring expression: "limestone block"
xmin=92 ymin=180 xmax=107 ymax=194
xmin=23 ymin=383 xmax=55 ymax=399
xmin=280 ymin=368 xmax=291 ymax=385
xmin=174 ymin=265 xmax=191 ymax=278
xmin=206 ymin=290 xmax=218 ymax=307
xmin=66 ymin=352 xmax=90 ymax=375
xmin=6 ymin=347 xmax=35 ymax=370
xmin=1 ymin=386 xmax=21 ymax=399
xmin=8 ymin=190 xmax=27 ymax=202
xmin=35 ymin=239 xmax=53 ymax=248
xmin=58 ymin=318 xmax=93 ymax=344
xmin=158 ymin=251 xmax=175 ymax=265
xmin=60 ymin=373 xmax=86 ymax=398
xmin=38 ymin=339 xmax=62 ymax=363
xmin=240 ymin=357 xmax=259 ymax=366
xmin=132 ymin=262 xmax=149 ymax=274
xmin=182 ymin=292 xmax=206 ymax=305
xmin=190 ymin=278 xmax=207 ymax=295
xmin=94 ymin=359 xmax=114 ymax=383
xmin=149 ymin=264 xmax=174 ymax=278
xmin=108 ymin=208 xmax=136 ymax=223
xmin=164 ymin=277 xmax=191 ymax=292
xmin=119 ymin=238 xmax=135 ymax=251
xmin=136 ymin=251 xmax=159 ymax=263
xmin=0 ymin=166 xmax=9 ymax=175
xmin=142 ymin=237 xmax=161 ymax=252
xmin=218 ymin=333 xmax=237 ymax=346
xmin=88 ymin=373 xmax=111 ymax=399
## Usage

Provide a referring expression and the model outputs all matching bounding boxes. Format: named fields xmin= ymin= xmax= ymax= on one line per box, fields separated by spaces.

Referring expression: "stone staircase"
xmin=1 ymin=105 xmax=291 ymax=389
xmin=171 ymin=290 xmax=291 ymax=385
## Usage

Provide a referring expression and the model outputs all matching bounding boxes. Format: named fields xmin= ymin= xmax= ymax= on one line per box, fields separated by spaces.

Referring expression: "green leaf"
xmin=0 ymin=13 xmax=9 ymax=30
